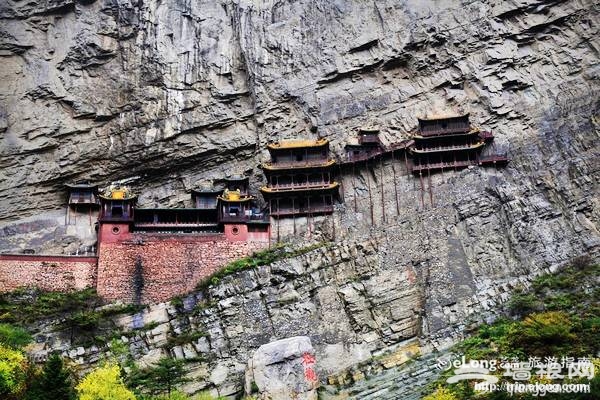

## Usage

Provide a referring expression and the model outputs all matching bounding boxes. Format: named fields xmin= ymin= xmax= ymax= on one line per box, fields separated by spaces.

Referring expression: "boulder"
xmin=245 ymin=336 xmax=318 ymax=400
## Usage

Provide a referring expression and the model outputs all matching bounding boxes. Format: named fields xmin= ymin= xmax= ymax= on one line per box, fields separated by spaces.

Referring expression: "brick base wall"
xmin=97 ymin=233 xmax=268 ymax=304
xmin=0 ymin=255 xmax=97 ymax=293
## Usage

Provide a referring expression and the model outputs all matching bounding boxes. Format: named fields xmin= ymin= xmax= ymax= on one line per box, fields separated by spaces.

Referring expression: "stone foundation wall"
xmin=0 ymin=255 xmax=97 ymax=292
xmin=97 ymin=233 xmax=268 ymax=304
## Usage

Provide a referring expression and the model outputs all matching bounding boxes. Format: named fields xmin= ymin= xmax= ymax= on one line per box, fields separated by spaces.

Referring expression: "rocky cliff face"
xmin=1 ymin=0 xmax=599 ymax=397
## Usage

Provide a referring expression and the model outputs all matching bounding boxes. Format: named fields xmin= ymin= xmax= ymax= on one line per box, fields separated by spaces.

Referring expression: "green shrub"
xmin=511 ymin=311 xmax=576 ymax=356
xmin=127 ymin=358 xmax=188 ymax=398
xmin=0 ymin=324 xmax=31 ymax=349
xmin=546 ymin=294 xmax=574 ymax=311
xmin=164 ymin=331 xmax=207 ymax=349
xmin=507 ymin=291 xmax=542 ymax=316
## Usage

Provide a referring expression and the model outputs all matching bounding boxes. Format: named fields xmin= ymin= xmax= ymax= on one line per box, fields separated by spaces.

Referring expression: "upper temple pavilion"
xmin=260 ymin=138 xmax=339 ymax=217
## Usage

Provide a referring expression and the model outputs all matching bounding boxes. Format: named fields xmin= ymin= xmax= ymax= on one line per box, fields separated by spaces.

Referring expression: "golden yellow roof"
xmin=261 ymin=159 xmax=336 ymax=171
xmin=99 ymin=186 xmax=136 ymax=201
xmin=267 ymin=138 xmax=329 ymax=150
xmin=217 ymin=189 xmax=253 ymax=202
xmin=260 ymin=182 xmax=339 ymax=194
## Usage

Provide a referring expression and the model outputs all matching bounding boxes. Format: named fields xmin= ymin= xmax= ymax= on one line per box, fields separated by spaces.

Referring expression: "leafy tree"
xmin=0 ymin=323 xmax=32 ymax=349
xmin=26 ymin=353 xmax=75 ymax=400
xmin=128 ymin=357 xmax=188 ymax=398
xmin=76 ymin=363 xmax=136 ymax=400
xmin=0 ymin=344 xmax=27 ymax=398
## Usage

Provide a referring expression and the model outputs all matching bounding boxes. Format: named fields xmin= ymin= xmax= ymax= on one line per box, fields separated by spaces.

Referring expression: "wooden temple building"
xmin=410 ymin=114 xmax=509 ymax=173
xmin=66 ymin=182 xmax=100 ymax=225
xmin=260 ymin=138 xmax=339 ymax=218
xmin=95 ymin=177 xmax=269 ymax=241
xmin=343 ymin=127 xmax=413 ymax=165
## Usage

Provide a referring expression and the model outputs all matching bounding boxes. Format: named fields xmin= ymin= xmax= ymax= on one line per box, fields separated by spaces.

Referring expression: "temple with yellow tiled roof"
xmin=261 ymin=138 xmax=339 ymax=217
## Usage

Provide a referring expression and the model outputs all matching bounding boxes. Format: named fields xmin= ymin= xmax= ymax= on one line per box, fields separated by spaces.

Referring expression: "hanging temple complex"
xmin=0 ymin=115 xmax=509 ymax=303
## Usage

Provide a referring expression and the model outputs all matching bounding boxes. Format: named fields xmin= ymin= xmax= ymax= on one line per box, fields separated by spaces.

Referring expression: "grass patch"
xmin=423 ymin=258 xmax=600 ymax=399
xmin=164 ymin=331 xmax=208 ymax=349
xmin=196 ymin=242 xmax=327 ymax=289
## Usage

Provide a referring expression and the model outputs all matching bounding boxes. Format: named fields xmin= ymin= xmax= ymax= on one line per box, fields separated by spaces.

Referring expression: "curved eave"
xmin=412 ymin=128 xmax=480 ymax=139
xmin=261 ymin=159 xmax=336 ymax=171
xmin=359 ymin=127 xmax=380 ymax=134
xmin=410 ymin=141 xmax=485 ymax=154
xmin=222 ymin=177 xmax=249 ymax=182
xmin=98 ymin=195 xmax=137 ymax=201
xmin=66 ymin=184 xmax=98 ymax=190
xmin=260 ymin=182 xmax=340 ymax=195
xmin=217 ymin=196 xmax=254 ymax=202
xmin=267 ymin=138 xmax=329 ymax=150
xmin=191 ymin=189 xmax=223 ymax=195
xmin=417 ymin=113 xmax=470 ymax=122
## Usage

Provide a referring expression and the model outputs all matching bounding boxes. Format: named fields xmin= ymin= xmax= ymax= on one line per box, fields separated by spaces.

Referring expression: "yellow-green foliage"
xmin=423 ymin=386 xmax=458 ymax=400
xmin=76 ymin=364 xmax=136 ymax=400
xmin=0 ymin=344 xmax=27 ymax=397
xmin=513 ymin=311 xmax=576 ymax=355
xmin=194 ymin=391 xmax=228 ymax=400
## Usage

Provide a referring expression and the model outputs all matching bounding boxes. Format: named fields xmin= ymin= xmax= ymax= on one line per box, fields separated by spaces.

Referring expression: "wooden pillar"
xmin=337 ymin=165 xmax=345 ymax=203
xmin=419 ymin=172 xmax=425 ymax=209
xmin=428 ymin=167 xmax=434 ymax=207
xmin=380 ymin=155 xmax=385 ymax=223
xmin=268 ymin=199 xmax=273 ymax=248
xmin=307 ymin=196 xmax=311 ymax=238
xmin=292 ymin=197 xmax=296 ymax=234
xmin=351 ymin=162 xmax=358 ymax=213
xmin=366 ymin=161 xmax=374 ymax=226
xmin=276 ymin=198 xmax=280 ymax=243
xmin=391 ymin=151 xmax=400 ymax=216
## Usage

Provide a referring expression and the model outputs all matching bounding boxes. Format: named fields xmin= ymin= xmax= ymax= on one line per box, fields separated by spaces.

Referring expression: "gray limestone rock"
xmin=246 ymin=336 xmax=318 ymax=400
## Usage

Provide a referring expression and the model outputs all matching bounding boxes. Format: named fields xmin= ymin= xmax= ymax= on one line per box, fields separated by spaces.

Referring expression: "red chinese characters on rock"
xmin=302 ymin=352 xmax=318 ymax=383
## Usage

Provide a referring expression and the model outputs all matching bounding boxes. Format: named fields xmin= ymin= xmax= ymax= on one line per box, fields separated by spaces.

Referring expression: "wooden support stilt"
xmin=307 ymin=196 xmax=312 ymax=239
xmin=428 ymin=167 xmax=434 ymax=207
xmin=338 ymin=165 xmax=345 ymax=203
xmin=292 ymin=197 xmax=296 ymax=235
xmin=366 ymin=161 xmax=374 ymax=226
xmin=268 ymin=200 xmax=272 ymax=248
xmin=276 ymin=199 xmax=280 ymax=243
xmin=404 ymin=150 xmax=409 ymax=174
xmin=380 ymin=155 xmax=385 ymax=223
xmin=331 ymin=212 xmax=336 ymax=241
xmin=66 ymin=205 xmax=70 ymax=226
xmin=391 ymin=151 xmax=400 ymax=216
xmin=419 ymin=172 xmax=425 ymax=210
xmin=351 ymin=162 xmax=358 ymax=213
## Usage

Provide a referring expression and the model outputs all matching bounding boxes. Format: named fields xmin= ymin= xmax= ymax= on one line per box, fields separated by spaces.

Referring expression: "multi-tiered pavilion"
xmin=260 ymin=138 xmax=339 ymax=218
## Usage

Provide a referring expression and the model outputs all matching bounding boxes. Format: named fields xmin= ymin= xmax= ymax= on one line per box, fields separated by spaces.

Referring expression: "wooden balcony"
xmin=270 ymin=205 xmax=334 ymax=217
xmin=261 ymin=182 xmax=339 ymax=194
xmin=358 ymin=135 xmax=381 ymax=146
xmin=411 ymin=154 xmax=509 ymax=173
xmin=414 ymin=128 xmax=476 ymax=138
xmin=219 ymin=213 xmax=269 ymax=223
xmin=262 ymin=159 xmax=335 ymax=171
xmin=411 ymin=141 xmax=484 ymax=154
